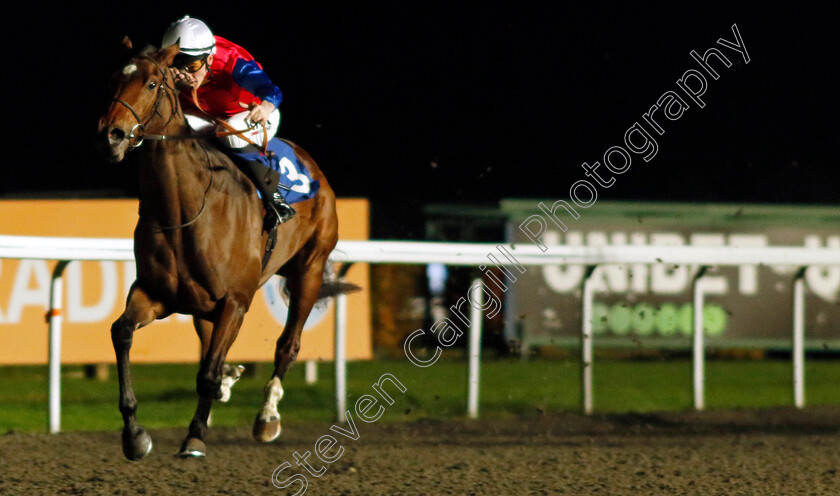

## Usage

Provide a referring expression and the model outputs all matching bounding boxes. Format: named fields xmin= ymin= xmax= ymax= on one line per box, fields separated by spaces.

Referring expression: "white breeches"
xmin=185 ymin=109 xmax=280 ymax=149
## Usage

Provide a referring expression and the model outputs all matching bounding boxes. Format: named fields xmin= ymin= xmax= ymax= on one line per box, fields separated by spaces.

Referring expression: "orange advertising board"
xmin=0 ymin=199 xmax=371 ymax=364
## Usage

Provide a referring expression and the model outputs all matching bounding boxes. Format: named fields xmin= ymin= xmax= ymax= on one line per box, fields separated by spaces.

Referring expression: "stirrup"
xmin=272 ymin=193 xmax=296 ymax=224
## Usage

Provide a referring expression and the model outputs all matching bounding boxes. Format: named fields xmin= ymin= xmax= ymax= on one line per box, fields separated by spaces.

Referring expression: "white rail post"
xmin=467 ymin=278 xmax=483 ymax=419
xmin=692 ymin=266 xmax=709 ymax=411
xmin=793 ymin=267 xmax=807 ymax=408
xmin=334 ymin=293 xmax=348 ymax=423
xmin=581 ymin=265 xmax=597 ymax=415
xmin=48 ymin=260 xmax=70 ymax=434
xmin=305 ymin=360 xmax=318 ymax=385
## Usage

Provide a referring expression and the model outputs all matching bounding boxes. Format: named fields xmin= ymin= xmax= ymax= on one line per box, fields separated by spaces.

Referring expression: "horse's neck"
xmin=131 ymin=83 xmax=219 ymax=229
xmin=138 ymin=138 xmax=208 ymax=229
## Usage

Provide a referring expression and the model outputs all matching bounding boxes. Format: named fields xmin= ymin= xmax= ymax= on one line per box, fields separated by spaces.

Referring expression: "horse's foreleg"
xmin=179 ymin=295 xmax=248 ymax=457
xmin=254 ymin=258 xmax=326 ymax=442
xmin=177 ymin=317 xmax=213 ymax=457
xmin=111 ymin=285 xmax=166 ymax=461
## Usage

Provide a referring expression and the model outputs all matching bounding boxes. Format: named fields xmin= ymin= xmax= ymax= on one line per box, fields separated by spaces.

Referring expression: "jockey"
xmin=161 ymin=15 xmax=295 ymax=228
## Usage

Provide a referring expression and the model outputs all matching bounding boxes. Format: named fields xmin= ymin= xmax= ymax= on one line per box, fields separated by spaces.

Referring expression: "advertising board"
xmin=0 ymin=199 xmax=371 ymax=364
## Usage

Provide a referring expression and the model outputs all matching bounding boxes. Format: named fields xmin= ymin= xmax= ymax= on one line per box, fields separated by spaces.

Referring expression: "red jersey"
xmin=184 ymin=36 xmax=283 ymax=117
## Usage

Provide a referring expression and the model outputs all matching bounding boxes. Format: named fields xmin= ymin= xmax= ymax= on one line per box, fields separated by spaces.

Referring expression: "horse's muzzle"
xmin=97 ymin=125 xmax=131 ymax=163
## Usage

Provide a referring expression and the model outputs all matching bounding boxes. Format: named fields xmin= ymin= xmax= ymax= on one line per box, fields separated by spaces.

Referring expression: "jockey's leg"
xmin=228 ymin=148 xmax=296 ymax=229
xmin=216 ymin=109 xmax=296 ymax=229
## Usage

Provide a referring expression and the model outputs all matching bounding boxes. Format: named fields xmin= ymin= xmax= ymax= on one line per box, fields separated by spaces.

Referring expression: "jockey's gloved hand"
xmin=169 ymin=67 xmax=199 ymax=89
xmin=240 ymin=100 xmax=276 ymax=128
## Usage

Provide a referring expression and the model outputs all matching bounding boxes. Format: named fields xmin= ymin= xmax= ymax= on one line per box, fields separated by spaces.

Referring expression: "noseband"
xmin=112 ymin=99 xmax=148 ymax=147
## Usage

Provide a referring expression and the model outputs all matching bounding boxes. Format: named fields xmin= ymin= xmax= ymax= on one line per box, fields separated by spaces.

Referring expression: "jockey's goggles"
xmin=173 ymin=54 xmax=208 ymax=73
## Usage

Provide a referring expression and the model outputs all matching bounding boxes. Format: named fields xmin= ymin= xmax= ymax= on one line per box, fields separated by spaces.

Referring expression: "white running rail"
xmin=1 ymin=235 xmax=839 ymax=431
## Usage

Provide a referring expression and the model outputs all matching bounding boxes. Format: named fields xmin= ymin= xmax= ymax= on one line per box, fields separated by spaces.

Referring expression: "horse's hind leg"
xmin=254 ymin=251 xmax=329 ymax=442
xmin=178 ymin=294 xmax=249 ymax=457
xmin=111 ymin=285 xmax=166 ymax=461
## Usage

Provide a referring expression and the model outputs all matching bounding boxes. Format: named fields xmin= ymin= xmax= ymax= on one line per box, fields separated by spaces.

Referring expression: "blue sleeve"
xmin=232 ymin=59 xmax=283 ymax=108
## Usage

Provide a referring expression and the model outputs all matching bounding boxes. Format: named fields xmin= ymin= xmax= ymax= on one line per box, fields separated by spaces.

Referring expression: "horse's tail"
xmin=317 ymin=280 xmax=362 ymax=300
xmin=317 ymin=262 xmax=362 ymax=301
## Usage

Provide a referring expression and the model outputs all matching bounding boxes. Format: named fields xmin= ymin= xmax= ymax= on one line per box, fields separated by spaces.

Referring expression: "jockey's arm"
xmin=232 ymin=59 xmax=283 ymax=126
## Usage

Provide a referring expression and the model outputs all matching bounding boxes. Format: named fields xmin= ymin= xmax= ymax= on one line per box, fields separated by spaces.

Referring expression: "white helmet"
xmin=162 ymin=15 xmax=216 ymax=56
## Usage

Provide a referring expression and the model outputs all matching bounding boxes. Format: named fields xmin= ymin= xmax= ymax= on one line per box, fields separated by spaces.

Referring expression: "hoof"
xmin=253 ymin=414 xmax=282 ymax=443
xmin=177 ymin=437 xmax=206 ymax=458
xmin=122 ymin=426 xmax=153 ymax=461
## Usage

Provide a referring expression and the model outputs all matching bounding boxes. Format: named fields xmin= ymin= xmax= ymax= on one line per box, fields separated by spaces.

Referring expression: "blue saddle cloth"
xmin=233 ymin=138 xmax=321 ymax=204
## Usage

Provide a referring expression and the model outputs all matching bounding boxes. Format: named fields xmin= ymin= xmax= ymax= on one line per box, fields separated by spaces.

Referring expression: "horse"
xmin=97 ymin=38 xmax=344 ymax=460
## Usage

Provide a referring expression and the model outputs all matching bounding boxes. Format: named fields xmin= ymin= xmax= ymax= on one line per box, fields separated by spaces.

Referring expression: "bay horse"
xmin=97 ymin=39 xmax=342 ymax=460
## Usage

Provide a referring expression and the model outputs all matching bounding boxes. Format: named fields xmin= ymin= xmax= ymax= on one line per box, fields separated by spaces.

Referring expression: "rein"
xmin=186 ymin=89 xmax=269 ymax=156
xmin=113 ymin=53 xmax=272 ymax=232
xmin=115 ymin=54 xmax=215 ymax=232
xmin=155 ymin=145 xmax=215 ymax=232
xmin=114 ymin=56 xmax=268 ymax=155
xmin=142 ymin=84 xmax=269 ymax=156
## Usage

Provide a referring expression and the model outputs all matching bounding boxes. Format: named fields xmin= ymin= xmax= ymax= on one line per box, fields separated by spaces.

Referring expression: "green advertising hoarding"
xmin=501 ymin=200 xmax=840 ymax=350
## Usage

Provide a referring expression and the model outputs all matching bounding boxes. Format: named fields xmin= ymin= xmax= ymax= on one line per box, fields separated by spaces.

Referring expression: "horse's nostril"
xmin=109 ymin=128 xmax=126 ymax=143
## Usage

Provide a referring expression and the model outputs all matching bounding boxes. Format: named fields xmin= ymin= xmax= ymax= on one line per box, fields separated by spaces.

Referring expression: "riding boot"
xmin=257 ymin=185 xmax=297 ymax=231
xmin=251 ymin=167 xmax=284 ymax=231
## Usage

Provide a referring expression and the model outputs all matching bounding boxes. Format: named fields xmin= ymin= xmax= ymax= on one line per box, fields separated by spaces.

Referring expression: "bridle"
xmin=111 ymin=55 xmax=180 ymax=148
xmin=111 ymin=54 xmax=215 ymax=231
xmin=111 ymin=55 xmax=269 ymax=154
xmin=109 ymin=53 xmax=270 ymax=231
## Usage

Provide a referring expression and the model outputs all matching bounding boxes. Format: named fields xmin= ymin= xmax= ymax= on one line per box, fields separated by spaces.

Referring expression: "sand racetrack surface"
xmin=3 ymin=407 xmax=840 ymax=495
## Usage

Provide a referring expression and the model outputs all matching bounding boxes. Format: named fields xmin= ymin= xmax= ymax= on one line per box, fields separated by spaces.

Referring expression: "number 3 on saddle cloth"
xmin=228 ymin=138 xmax=321 ymax=214
xmin=229 ymin=139 xmax=320 ymax=266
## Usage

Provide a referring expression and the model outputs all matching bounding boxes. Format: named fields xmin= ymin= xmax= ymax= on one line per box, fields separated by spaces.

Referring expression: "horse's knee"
xmin=111 ymin=316 xmax=134 ymax=349
xmin=196 ymin=369 xmax=222 ymax=400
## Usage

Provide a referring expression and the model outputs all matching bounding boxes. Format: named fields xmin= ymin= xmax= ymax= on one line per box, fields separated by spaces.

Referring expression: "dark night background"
xmin=2 ymin=2 xmax=837 ymax=238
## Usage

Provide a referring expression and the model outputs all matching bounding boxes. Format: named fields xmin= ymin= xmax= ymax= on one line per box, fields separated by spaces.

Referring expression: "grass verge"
xmin=1 ymin=357 xmax=839 ymax=432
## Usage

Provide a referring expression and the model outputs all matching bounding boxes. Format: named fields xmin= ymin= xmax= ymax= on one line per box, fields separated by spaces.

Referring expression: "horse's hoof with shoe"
xmin=253 ymin=376 xmax=284 ymax=442
xmin=177 ymin=437 xmax=207 ymax=458
xmin=122 ymin=426 xmax=153 ymax=461
xmin=253 ymin=414 xmax=282 ymax=443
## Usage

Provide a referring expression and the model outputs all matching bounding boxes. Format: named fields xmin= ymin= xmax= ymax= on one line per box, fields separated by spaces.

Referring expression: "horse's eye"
xmin=147 ymin=81 xmax=158 ymax=90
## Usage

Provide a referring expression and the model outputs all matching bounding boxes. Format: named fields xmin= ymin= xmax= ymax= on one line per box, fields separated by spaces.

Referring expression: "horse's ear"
xmin=121 ymin=36 xmax=133 ymax=52
xmin=158 ymin=43 xmax=180 ymax=66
